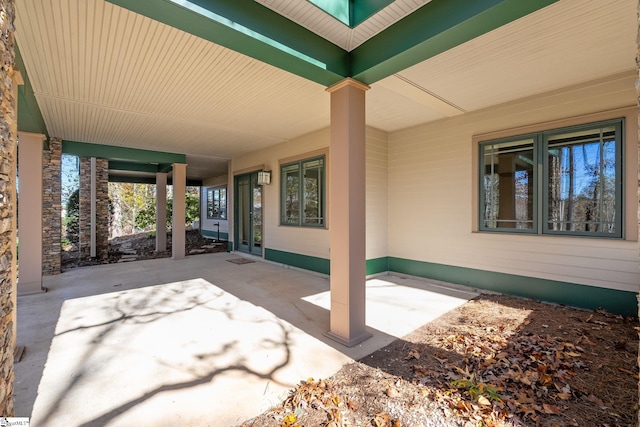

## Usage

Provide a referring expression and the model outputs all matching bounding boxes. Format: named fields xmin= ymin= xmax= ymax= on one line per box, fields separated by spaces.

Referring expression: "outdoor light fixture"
xmin=257 ymin=171 xmax=271 ymax=185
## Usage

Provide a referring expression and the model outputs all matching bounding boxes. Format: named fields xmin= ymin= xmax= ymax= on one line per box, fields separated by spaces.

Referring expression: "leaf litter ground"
xmin=240 ymin=294 xmax=638 ymax=427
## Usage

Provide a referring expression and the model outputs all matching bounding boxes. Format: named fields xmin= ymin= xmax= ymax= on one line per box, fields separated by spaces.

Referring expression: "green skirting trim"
xmin=388 ymin=257 xmax=637 ymax=316
xmin=201 ymin=229 xmax=229 ymax=241
xmin=264 ymin=249 xmax=389 ymax=276
xmin=366 ymin=257 xmax=389 ymax=275
xmin=265 ymin=248 xmax=330 ymax=275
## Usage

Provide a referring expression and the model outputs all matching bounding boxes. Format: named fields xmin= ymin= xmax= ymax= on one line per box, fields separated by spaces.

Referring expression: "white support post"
xmin=17 ymin=132 xmax=46 ymax=295
xmin=172 ymin=163 xmax=187 ymax=260
xmin=325 ymin=78 xmax=371 ymax=347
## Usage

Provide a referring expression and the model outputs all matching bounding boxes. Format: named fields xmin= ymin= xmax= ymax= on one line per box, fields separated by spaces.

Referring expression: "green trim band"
xmin=201 ymin=229 xmax=229 ymax=240
xmin=264 ymin=249 xmax=389 ymax=277
xmin=388 ymin=257 xmax=637 ymax=316
xmin=63 ymin=140 xmax=186 ymax=164
xmin=259 ymin=249 xmax=636 ymax=315
xmin=366 ymin=257 xmax=389 ymax=275
xmin=108 ymin=174 xmax=202 ymax=186
xmin=265 ymin=248 xmax=330 ymax=275
xmin=16 ymin=45 xmax=48 ymax=136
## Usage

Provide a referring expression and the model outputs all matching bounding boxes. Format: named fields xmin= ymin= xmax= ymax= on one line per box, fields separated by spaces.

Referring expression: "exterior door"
xmin=234 ymin=172 xmax=262 ymax=254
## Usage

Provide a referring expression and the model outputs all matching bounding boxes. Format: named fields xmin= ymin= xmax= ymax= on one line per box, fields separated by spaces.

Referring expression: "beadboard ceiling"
xmin=14 ymin=0 xmax=637 ymax=180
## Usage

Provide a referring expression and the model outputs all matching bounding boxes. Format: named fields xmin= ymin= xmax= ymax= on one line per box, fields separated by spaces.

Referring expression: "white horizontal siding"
xmin=231 ymin=127 xmax=389 ymax=261
xmin=366 ymin=127 xmax=388 ymax=260
xmin=388 ymin=72 xmax=639 ymax=293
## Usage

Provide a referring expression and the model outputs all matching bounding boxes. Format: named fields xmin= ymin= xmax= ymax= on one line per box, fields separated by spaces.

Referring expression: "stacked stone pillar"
xmin=42 ymin=138 xmax=62 ymax=275
xmin=0 ymin=0 xmax=17 ymax=416
xmin=79 ymin=157 xmax=109 ymax=262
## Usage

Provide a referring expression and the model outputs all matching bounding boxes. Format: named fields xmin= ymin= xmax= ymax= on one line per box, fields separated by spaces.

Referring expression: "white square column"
xmin=155 ymin=172 xmax=167 ymax=252
xmin=325 ymin=78 xmax=371 ymax=347
xmin=17 ymin=132 xmax=46 ymax=295
xmin=171 ymin=163 xmax=187 ymax=260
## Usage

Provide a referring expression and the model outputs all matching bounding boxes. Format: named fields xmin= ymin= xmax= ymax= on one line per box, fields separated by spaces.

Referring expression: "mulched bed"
xmin=240 ymin=294 xmax=638 ymax=427
xmin=61 ymin=229 xmax=228 ymax=269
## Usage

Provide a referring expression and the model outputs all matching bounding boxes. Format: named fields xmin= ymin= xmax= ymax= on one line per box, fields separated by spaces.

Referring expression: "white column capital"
xmin=325 ymin=77 xmax=370 ymax=94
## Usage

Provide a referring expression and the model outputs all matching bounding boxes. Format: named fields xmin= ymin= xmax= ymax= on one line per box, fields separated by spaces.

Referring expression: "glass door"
xmin=234 ymin=172 xmax=262 ymax=254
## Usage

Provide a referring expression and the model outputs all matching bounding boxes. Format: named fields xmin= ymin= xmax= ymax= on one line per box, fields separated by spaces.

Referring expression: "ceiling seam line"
xmin=392 ymin=73 xmax=467 ymax=113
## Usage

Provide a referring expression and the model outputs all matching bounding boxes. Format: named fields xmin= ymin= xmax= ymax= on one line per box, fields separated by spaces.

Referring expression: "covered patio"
xmin=15 ymin=253 xmax=477 ymax=426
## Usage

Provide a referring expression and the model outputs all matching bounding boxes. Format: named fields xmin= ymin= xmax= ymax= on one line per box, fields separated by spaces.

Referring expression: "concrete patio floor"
xmin=14 ymin=252 xmax=478 ymax=427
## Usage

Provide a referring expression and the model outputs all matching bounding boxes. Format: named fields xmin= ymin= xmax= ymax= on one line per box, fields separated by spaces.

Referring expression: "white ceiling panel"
xmin=15 ymin=0 xmax=331 ymax=179
xmin=14 ymin=0 xmax=637 ymax=181
xmin=366 ymin=83 xmax=447 ymax=132
xmin=396 ymin=0 xmax=636 ymax=112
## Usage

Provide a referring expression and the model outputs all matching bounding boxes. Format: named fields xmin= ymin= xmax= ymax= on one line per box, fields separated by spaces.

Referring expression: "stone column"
xmin=156 ymin=172 xmax=167 ymax=252
xmin=42 ymin=138 xmax=62 ymax=275
xmin=0 ymin=0 xmax=17 ymax=416
xmin=96 ymin=158 xmax=109 ymax=260
xmin=79 ymin=157 xmax=91 ymax=260
xmin=172 ymin=163 xmax=186 ymax=260
xmin=17 ymin=132 xmax=46 ymax=294
xmin=325 ymin=78 xmax=371 ymax=347
xmin=79 ymin=157 xmax=108 ymax=262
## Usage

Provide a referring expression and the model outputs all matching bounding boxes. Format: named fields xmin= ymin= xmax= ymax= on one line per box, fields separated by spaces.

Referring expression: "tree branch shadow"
xmin=36 ymin=281 xmax=294 ymax=427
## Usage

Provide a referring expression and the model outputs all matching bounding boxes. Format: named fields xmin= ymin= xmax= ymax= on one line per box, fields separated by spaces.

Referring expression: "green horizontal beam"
xmin=109 ymin=161 xmax=162 ymax=174
xmin=63 ymin=140 xmax=186 ymax=164
xmin=351 ymin=0 xmax=558 ymax=84
xmin=106 ymin=0 xmax=349 ymax=86
xmin=15 ymin=45 xmax=48 ymax=136
xmin=108 ymin=174 xmax=202 ymax=186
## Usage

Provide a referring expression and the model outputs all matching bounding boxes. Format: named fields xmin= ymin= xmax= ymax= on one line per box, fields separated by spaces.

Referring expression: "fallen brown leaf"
xmin=543 ymin=404 xmax=562 ymax=415
xmin=586 ymin=394 xmax=605 ymax=407
xmin=405 ymin=349 xmax=420 ymax=360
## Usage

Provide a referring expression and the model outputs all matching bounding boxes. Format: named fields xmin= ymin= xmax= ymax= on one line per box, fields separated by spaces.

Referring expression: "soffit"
xmin=14 ymin=0 xmax=636 ymax=180
xmin=394 ymin=0 xmax=636 ymax=112
xmin=369 ymin=0 xmax=636 ymax=131
xmin=15 ymin=0 xmax=330 ymax=179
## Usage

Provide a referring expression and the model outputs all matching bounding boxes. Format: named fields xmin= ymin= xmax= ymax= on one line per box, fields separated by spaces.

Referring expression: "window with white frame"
xmin=281 ymin=156 xmax=325 ymax=227
xmin=479 ymin=119 xmax=623 ymax=237
xmin=206 ymin=187 xmax=227 ymax=220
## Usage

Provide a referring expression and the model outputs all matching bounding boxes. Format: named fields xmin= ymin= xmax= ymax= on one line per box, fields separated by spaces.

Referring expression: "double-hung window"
xmin=479 ymin=119 xmax=623 ymax=237
xmin=281 ymin=156 xmax=325 ymax=227
xmin=206 ymin=187 xmax=227 ymax=220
